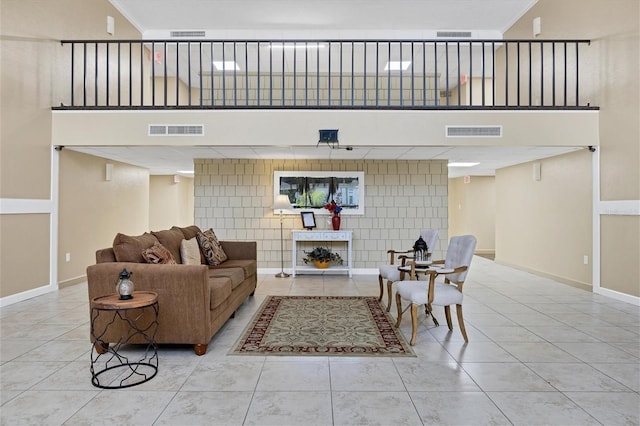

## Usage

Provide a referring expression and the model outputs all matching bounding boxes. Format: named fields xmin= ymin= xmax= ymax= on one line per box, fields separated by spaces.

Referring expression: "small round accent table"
xmin=90 ymin=291 xmax=159 ymax=389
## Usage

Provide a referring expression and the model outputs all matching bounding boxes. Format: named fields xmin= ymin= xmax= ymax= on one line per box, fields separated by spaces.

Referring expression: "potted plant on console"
xmin=303 ymin=247 xmax=344 ymax=269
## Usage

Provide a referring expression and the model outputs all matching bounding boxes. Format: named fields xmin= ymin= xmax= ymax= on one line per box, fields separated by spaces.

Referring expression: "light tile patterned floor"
xmin=1 ymin=257 xmax=638 ymax=425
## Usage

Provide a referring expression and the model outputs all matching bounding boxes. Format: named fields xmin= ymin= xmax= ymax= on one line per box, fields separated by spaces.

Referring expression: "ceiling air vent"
xmin=437 ymin=31 xmax=473 ymax=38
xmin=148 ymin=125 xmax=204 ymax=136
xmin=170 ymin=30 xmax=206 ymax=38
xmin=446 ymin=125 xmax=502 ymax=138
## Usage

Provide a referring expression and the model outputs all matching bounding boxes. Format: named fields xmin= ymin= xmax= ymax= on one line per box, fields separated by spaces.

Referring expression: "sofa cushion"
xmin=208 ymin=267 xmax=245 ymax=290
xmin=173 ymin=225 xmax=202 ymax=240
xmin=113 ymin=232 xmax=159 ymax=263
xmin=208 ymin=277 xmax=232 ymax=310
xmin=211 ymin=259 xmax=257 ymax=279
xmin=180 ymin=237 xmax=201 ymax=265
xmin=152 ymin=228 xmax=184 ymax=264
xmin=142 ymin=242 xmax=177 ymax=264
xmin=196 ymin=229 xmax=228 ymax=266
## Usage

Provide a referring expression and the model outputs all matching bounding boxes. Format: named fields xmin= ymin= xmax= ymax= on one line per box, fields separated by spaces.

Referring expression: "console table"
xmin=292 ymin=230 xmax=352 ymax=277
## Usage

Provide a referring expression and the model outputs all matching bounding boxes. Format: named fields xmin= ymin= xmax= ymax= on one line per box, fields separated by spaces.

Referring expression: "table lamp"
xmin=274 ymin=194 xmax=291 ymax=278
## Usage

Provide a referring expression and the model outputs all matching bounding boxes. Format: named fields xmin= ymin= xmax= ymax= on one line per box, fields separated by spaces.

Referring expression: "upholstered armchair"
xmin=394 ymin=235 xmax=476 ymax=345
xmin=378 ymin=229 xmax=438 ymax=312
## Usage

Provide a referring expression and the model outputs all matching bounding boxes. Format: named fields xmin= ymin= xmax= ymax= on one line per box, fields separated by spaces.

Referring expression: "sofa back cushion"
xmin=113 ymin=232 xmax=159 ymax=263
xmin=152 ymin=228 xmax=184 ymax=264
xmin=172 ymin=225 xmax=202 ymax=240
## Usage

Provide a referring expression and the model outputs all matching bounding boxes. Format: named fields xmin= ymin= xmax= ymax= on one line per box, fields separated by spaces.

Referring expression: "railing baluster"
xmin=106 ymin=43 xmax=110 ymax=106
xmin=564 ymin=42 xmax=567 ymax=106
xmin=351 ymin=41 xmax=354 ymax=106
xmin=94 ymin=43 xmax=98 ymax=106
xmin=234 ymin=41 xmax=238 ymax=106
xmin=198 ymin=42 xmax=202 ymax=106
xmin=375 ymin=42 xmax=379 ymax=107
xmin=293 ymin=41 xmax=297 ymax=106
xmin=163 ymin=43 xmax=167 ymax=106
xmin=328 ymin=41 xmax=332 ymax=106
xmin=528 ymin=41 xmax=532 ymax=106
xmin=429 ymin=41 xmax=434 ymax=106
xmin=210 ymin=42 xmax=214 ymax=106
xmin=504 ymin=41 xmax=509 ymax=106
xmin=245 ymin=42 xmax=249 ymax=106
xmin=140 ymin=42 xmax=143 ymax=106
xmin=575 ymin=42 xmax=580 ymax=106
xmin=552 ymin=42 xmax=556 ymax=106
xmin=222 ymin=41 xmax=226 ymax=106
xmin=445 ymin=42 xmax=449 ymax=106
xmin=188 ymin=41 xmax=192 ymax=106
xmin=469 ymin=41 xmax=473 ymax=106
xmin=175 ymin=42 xmax=179 ymax=106
xmin=117 ymin=43 xmax=121 ymax=106
xmin=281 ymin=42 xmax=284 ymax=106
xmin=540 ymin=41 xmax=544 ymax=106
xmin=70 ymin=42 xmax=75 ymax=106
xmin=128 ymin=42 xmax=133 ymax=106
xmin=456 ymin=42 xmax=461 ymax=106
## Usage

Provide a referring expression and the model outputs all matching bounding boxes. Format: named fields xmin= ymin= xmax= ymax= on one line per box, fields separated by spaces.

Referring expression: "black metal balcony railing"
xmin=55 ymin=39 xmax=593 ymax=110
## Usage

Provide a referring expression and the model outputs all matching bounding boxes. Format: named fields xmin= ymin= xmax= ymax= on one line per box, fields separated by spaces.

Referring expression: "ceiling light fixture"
xmin=384 ymin=61 xmax=411 ymax=71
xmin=177 ymin=170 xmax=195 ymax=175
xmin=448 ymin=162 xmax=480 ymax=167
xmin=212 ymin=61 xmax=239 ymax=71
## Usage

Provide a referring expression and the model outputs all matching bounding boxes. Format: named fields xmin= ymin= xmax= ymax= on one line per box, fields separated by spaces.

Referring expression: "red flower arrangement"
xmin=324 ymin=200 xmax=343 ymax=216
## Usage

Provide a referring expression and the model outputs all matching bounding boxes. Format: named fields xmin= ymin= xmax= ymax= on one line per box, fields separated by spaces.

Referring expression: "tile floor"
xmin=1 ymin=257 xmax=639 ymax=425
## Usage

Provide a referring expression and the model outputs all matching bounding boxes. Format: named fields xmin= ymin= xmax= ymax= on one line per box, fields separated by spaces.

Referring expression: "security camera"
xmin=54 ymin=145 xmax=64 ymax=151
xmin=588 ymin=146 xmax=596 ymax=152
xmin=345 ymin=146 xmax=353 ymax=151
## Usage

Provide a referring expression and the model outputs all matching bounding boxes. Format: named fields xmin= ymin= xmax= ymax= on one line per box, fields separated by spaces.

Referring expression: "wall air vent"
xmin=437 ymin=31 xmax=473 ymax=38
xmin=446 ymin=126 xmax=502 ymax=138
xmin=170 ymin=30 xmax=206 ymax=38
xmin=148 ymin=125 xmax=204 ymax=136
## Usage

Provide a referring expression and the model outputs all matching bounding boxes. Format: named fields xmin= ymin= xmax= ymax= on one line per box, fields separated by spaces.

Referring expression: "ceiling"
xmin=72 ymin=0 xmax=566 ymax=178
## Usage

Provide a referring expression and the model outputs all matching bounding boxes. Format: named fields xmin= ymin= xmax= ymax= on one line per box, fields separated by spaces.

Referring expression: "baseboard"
xmin=59 ymin=275 xmax=86 ymax=289
xmin=494 ymin=259 xmax=592 ymax=292
xmin=0 ymin=283 xmax=57 ymax=307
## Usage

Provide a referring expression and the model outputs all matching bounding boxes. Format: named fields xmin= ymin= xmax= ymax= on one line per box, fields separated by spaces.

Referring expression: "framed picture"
xmin=300 ymin=211 xmax=316 ymax=229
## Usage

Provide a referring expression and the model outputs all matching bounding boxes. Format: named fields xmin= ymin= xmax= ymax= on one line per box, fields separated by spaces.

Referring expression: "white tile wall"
xmin=194 ymin=159 xmax=448 ymax=270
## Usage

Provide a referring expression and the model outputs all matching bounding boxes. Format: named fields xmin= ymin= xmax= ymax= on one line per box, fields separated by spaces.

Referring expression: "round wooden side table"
xmin=90 ymin=291 xmax=159 ymax=389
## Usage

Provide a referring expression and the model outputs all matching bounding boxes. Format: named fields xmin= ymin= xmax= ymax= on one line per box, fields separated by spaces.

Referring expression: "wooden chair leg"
xmin=456 ymin=304 xmax=468 ymax=342
xmin=409 ymin=303 xmax=419 ymax=346
xmin=378 ymin=274 xmax=384 ymax=302
xmin=444 ymin=305 xmax=453 ymax=330
xmin=394 ymin=292 xmax=403 ymax=327
xmin=386 ymin=280 xmax=394 ymax=312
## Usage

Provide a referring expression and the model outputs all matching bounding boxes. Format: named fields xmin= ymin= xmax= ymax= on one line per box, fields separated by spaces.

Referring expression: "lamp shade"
xmin=274 ymin=194 xmax=291 ymax=211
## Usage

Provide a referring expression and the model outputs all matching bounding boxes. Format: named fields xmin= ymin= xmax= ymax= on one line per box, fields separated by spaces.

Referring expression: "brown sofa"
xmin=86 ymin=225 xmax=257 ymax=355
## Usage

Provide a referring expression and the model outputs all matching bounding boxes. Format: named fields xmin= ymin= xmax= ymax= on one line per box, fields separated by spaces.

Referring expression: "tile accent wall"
xmin=194 ymin=159 xmax=448 ymax=271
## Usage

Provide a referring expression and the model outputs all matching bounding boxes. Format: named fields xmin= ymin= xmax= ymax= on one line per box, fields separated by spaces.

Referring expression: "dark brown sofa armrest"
xmin=221 ymin=241 xmax=256 ymax=261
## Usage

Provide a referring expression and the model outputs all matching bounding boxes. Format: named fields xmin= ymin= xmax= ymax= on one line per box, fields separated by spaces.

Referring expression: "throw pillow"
xmin=196 ymin=228 xmax=228 ymax=266
xmin=113 ymin=232 xmax=159 ymax=263
xmin=180 ymin=237 xmax=201 ymax=265
xmin=141 ymin=242 xmax=177 ymax=264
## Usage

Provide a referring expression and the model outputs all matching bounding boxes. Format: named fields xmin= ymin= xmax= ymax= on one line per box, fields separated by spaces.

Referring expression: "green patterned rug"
xmin=230 ymin=296 xmax=415 ymax=357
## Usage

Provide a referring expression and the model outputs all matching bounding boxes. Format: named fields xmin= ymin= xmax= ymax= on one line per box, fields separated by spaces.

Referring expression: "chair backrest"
xmin=443 ymin=235 xmax=477 ymax=283
xmin=420 ymin=229 xmax=439 ymax=254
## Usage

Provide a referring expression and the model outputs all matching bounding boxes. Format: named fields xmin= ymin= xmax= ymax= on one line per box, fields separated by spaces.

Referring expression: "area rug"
xmin=229 ymin=296 xmax=415 ymax=357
